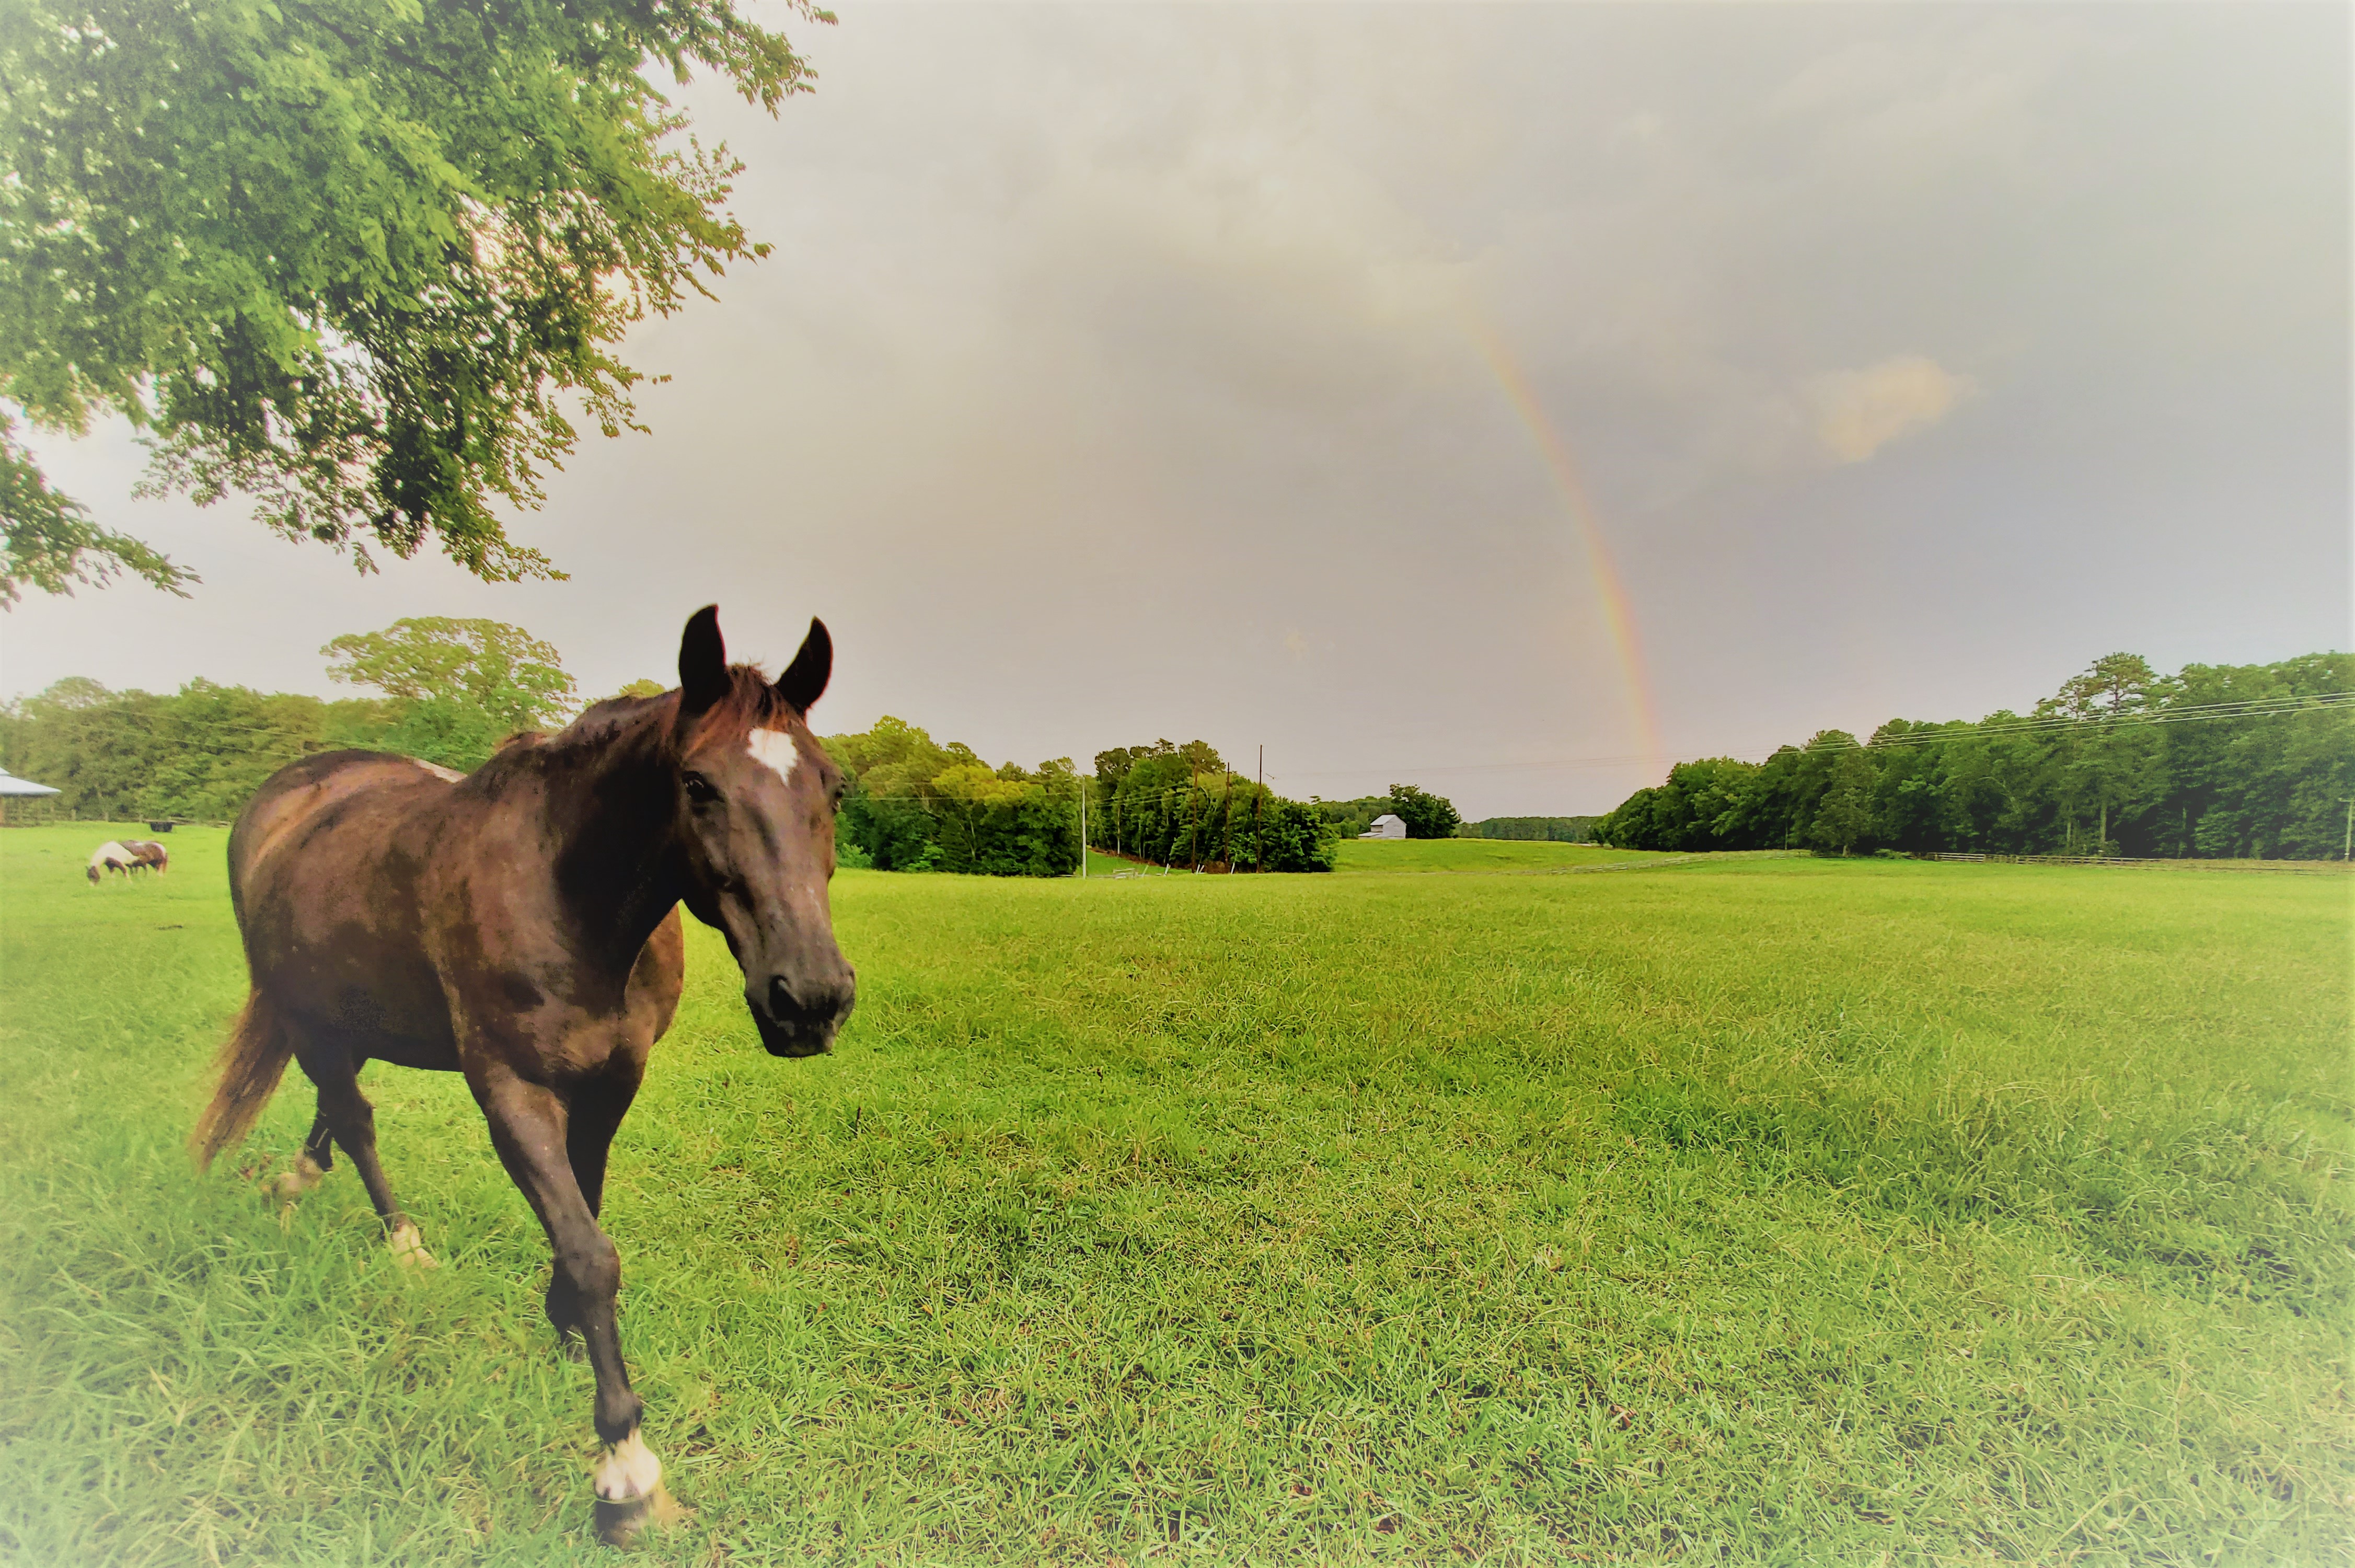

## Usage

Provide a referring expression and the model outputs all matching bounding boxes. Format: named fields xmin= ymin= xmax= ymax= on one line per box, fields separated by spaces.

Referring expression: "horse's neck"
xmin=539 ymin=711 xmax=685 ymax=970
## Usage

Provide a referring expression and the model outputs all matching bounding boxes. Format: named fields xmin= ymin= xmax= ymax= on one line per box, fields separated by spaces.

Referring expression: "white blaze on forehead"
xmin=746 ymin=727 xmax=801 ymax=785
xmin=594 ymin=1432 xmax=663 ymax=1501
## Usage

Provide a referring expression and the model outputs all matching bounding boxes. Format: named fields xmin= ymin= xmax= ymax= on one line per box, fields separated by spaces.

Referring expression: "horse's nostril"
xmin=764 ymin=971 xmax=853 ymax=1021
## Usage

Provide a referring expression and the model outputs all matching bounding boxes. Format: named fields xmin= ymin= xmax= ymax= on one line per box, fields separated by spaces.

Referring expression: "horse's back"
xmin=233 ymin=752 xmax=457 ymax=887
xmin=231 ymin=751 xmax=470 ymax=1048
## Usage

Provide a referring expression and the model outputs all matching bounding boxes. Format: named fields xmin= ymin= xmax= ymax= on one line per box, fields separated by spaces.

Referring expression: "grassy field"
xmin=1331 ymin=840 xmax=1660 ymax=874
xmin=1 ymin=823 xmax=2348 ymax=1565
xmin=1101 ymin=838 xmax=1658 ymax=877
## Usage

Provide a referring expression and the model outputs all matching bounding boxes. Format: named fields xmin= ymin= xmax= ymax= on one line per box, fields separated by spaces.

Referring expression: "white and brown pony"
xmin=86 ymin=841 xmax=136 ymax=884
xmin=121 ymin=839 xmax=169 ymax=875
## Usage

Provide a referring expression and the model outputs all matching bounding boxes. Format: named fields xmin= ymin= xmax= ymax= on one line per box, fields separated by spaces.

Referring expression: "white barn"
xmin=1360 ymin=813 xmax=1406 ymax=840
xmin=0 ymin=767 xmax=60 ymax=825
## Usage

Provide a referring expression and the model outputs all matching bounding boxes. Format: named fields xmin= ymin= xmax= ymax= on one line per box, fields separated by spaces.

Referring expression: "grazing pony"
xmin=121 ymin=840 xmax=170 ymax=875
xmin=86 ymin=841 xmax=136 ymax=883
xmin=191 ymin=607 xmax=855 ymax=1544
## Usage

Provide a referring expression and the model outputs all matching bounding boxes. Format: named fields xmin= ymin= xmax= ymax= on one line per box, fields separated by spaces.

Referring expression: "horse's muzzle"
xmin=749 ymin=970 xmax=856 ymax=1058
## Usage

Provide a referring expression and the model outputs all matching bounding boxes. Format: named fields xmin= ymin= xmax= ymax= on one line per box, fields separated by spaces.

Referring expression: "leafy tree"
xmin=1087 ymin=740 xmax=1333 ymax=871
xmin=1313 ymin=795 xmax=1392 ymax=839
xmin=323 ymin=617 xmax=573 ymax=728
xmin=322 ymin=616 xmax=575 ymax=768
xmin=828 ymin=717 xmax=1079 ymax=877
xmin=2166 ymin=654 xmax=2355 ymax=858
xmin=1807 ymin=750 xmax=1878 ymax=855
xmin=1095 ymin=740 xmax=1225 ymax=802
xmin=1867 ymin=720 xmax=1961 ymax=854
xmin=1 ymin=416 xmax=191 ymax=603
xmin=1 ymin=0 xmax=829 ymax=602
xmin=2044 ymin=654 xmax=2163 ymax=853
xmin=1386 ymin=784 xmax=1461 ymax=840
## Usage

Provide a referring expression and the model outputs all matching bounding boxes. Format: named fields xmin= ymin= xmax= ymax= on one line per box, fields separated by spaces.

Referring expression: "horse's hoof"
xmin=594 ymin=1434 xmax=684 ymax=1548
xmin=388 ymin=1221 xmax=438 ymax=1270
xmin=594 ymin=1481 xmax=686 ymax=1548
xmin=271 ymin=1154 xmax=326 ymax=1203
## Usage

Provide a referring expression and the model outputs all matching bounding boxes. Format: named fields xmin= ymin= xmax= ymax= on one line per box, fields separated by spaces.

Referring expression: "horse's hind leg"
xmin=296 ymin=1035 xmax=436 ymax=1268
xmin=272 ymin=1109 xmax=336 ymax=1204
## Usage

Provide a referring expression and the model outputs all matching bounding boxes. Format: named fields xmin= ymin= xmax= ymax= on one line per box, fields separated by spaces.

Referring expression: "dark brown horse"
xmin=191 ymin=607 xmax=855 ymax=1543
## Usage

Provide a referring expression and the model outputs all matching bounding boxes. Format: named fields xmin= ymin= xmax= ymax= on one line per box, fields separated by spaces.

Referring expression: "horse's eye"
xmin=683 ymin=774 xmax=719 ymax=805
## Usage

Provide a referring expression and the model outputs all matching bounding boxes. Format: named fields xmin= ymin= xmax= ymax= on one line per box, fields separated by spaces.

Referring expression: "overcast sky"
xmin=6 ymin=2 xmax=2348 ymax=815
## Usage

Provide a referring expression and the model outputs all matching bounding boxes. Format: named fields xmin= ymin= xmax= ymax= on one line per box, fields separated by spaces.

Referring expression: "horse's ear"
xmin=775 ymin=617 xmax=832 ymax=715
xmin=678 ymin=605 xmax=729 ymax=720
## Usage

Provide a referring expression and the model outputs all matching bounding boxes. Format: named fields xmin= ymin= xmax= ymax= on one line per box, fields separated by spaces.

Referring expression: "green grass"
xmin=1331 ymin=839 xmax=1667 ymax=874
xmin=1097 ymin=838 xmax=1653 ymax=875
xmin=2 ymin=823 xmax=2349 ymax=1564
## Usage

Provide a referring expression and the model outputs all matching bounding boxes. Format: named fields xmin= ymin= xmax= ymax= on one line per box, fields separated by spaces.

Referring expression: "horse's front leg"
xmin=472 ymin=1066 xmax=682 ymax=1546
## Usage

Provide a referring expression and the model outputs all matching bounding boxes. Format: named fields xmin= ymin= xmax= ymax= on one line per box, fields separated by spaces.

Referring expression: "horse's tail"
xmin=190 ymin=989 xmax=296 ymax=1171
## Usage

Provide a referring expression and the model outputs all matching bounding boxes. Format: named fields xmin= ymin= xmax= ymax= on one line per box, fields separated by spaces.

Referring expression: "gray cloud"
xmin=1803 ymin=358 xmax=1977 ymax=466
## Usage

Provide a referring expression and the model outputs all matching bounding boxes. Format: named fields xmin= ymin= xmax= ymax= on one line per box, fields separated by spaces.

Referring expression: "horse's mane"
xmin=472 ymin=666 xmax=794 ymax=787
xmin=682 ymin=665 xmax=799 ymax=745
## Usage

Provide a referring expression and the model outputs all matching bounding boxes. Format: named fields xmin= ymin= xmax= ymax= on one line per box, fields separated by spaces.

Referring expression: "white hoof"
xmin=388 ymin=1220 xmax=438 ymax=1269
xmin=594 ymin=1432 xmax=663 ymax=1502
xmin=272 ymin=1152 xmax=327 ymax=1203
xmin=594 ymin=1434 xmax=683 ymax=1548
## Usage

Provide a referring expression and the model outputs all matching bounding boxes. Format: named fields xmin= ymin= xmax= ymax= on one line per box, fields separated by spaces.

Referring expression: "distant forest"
xmin=10 ymin=645 xmax=2342 ymax=864
xmin=0 ymin=619 xmax=585 ymax=822
xmin=2 ymin=677 xmax=410 ymax=822
xmin=1090 ymin=740 xmax=1336 ymax=872
xmin=1464 ymin=816 xmax=1599 ymax=843
xmin=1596 ymin=652 xmax=2352 ymax=860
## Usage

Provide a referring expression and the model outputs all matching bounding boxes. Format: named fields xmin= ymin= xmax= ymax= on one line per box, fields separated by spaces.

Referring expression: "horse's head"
xmin=669 ymin=606 xmax=857 ymax=1058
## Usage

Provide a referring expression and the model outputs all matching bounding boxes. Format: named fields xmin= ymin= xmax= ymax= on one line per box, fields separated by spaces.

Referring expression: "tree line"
xmin=1463 ymin=816 xmax=1598 ymax=843
xmin=1594 ymin=651 xmax=2353 ymax=859
xmin=0 ymin=619 xmax=580 ymax=821
xmin=826 ymin=717 xmax=1081 ymax=877
xmin=1090 ymin=741 xmax=1338 ymax=872
xmin=0 ymin=617 xmax=1353 ymax=879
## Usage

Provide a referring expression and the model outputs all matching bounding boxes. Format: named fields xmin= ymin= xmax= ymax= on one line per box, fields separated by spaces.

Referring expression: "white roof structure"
xmin=0 ymin=767 xmax=60 ymax=798
xmin=1360 ymin=813 xmax=1407 ymax=839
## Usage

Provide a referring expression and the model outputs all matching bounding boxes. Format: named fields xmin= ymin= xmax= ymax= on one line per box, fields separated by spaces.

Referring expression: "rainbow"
xmin=1471 ymin=320 xmax=1667 ymax=769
